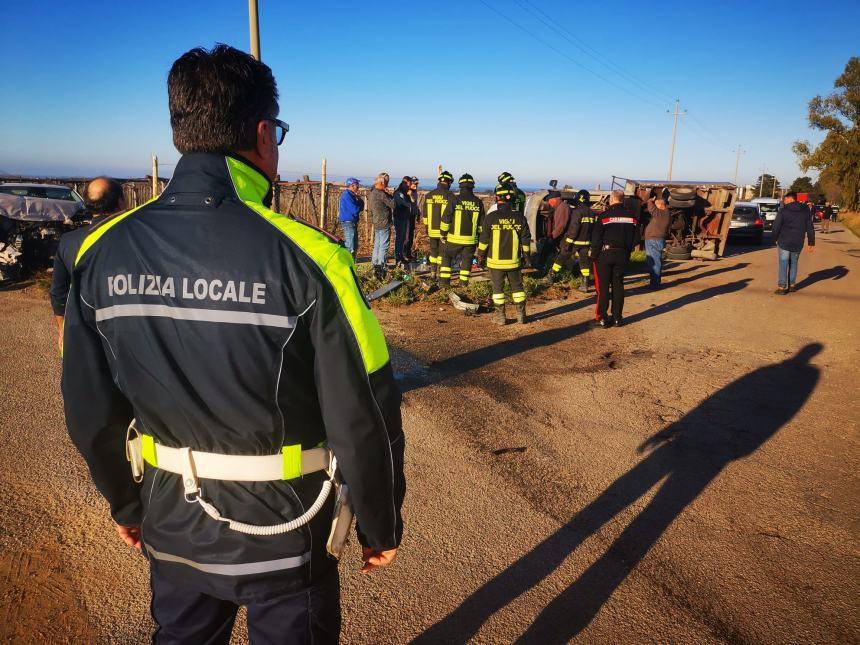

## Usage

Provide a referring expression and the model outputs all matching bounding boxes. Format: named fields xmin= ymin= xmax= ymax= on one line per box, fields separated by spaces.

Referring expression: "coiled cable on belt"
xmin=192 ymin=479 xmax=334 ymax=536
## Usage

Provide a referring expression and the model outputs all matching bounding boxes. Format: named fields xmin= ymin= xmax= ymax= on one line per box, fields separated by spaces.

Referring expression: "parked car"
xmin=811 ymin=204 xmax=826 ymax=221
xmin=728 ymin=202 xmax=764 ymax=245
xmin=0 ymin=183 xmax=86 ymax=281
xmin=751 ymin=197 xmax=779 ymax=230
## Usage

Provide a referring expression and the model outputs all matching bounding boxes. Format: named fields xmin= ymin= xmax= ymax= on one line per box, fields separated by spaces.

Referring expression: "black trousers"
xmin=594 ymin=250 xmax=628 ymax=320
xmin=489 ymin=267 xmax=526 ymax=306
xmin=439 ymin=243 xmax=475 ymax=284
xmin=404 ymin=213 xmax=417 ymax=257
xmin=150 ymin=567 xmax=340 ymax=645
xmin=551 ymin=243 xmax=591 ymax=277
xmin=535 ymin=237 xmax=559 ymax=274
xmin=428 ymin=237 xmax=442 ymax=266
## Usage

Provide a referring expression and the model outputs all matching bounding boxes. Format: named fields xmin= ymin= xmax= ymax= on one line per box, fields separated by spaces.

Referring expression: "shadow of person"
xmin=794 ymin=265 xmax=848 ymax=290
xmin=398 ymin=279 xmax=752 ymax=394
xmin=412 ymin=344 xmax=822 ymax=644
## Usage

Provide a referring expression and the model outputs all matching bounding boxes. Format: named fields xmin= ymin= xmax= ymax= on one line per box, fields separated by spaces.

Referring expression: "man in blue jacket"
xmin=338 ymin=177 xmax=363 ymax=257
xmin=772 ymin=191 xmax=815 ymax=294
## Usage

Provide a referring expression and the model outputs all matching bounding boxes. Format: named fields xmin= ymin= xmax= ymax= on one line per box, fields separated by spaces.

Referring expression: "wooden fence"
xmin=4 ymin=175 xmax=495 ymax=259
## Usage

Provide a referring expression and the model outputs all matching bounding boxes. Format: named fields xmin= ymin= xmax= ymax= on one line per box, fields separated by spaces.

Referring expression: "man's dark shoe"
xmin=774 ymin=286 xmax=788 ymax=295
xmin=593 ymin=317 xmax=614 ymax=328
xmin=614 ymin=316 xmax=624 ymax=327
xmin=788 ymin=284 xmax=797 ymax=292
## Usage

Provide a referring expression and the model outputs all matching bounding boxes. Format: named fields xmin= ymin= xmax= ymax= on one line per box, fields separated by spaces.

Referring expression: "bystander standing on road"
xmin=393 ymin=176 xmax=415 ymax=267
xmin=49 ymin=176 xmax=125 ymax=353
xmin=643 ymin=196 xmax=672 ymax=289
xmin=369 ymin=172 xmax=394 ymax=279
xmin=772 ymin=191 xmax=815 ymax=294
xmin=404 ymin=176 xmax=420 ymax=261
xmin=338 ymin=177 xmax=363 ymax=258
xmin=821 ymin=201 xmax=834 ymax=234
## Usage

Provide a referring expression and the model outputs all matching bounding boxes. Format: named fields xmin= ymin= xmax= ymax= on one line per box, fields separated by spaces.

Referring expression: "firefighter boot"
xmin=516 ymin=302 xmax=527 ymax=324
xmin=492 ymin=304 xmax=506 ymax=325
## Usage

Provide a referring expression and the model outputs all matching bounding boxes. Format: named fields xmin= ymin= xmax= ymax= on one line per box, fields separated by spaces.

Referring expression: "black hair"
xmin=397 ymin=177 xmax=412 ymax=194
xmin=85 ymin=177 xmax=124 ymax=215
xmin=785 ymin=191 xmax=797 ymax=200
xmin=168 ymin=44 xmax=279 ymax=154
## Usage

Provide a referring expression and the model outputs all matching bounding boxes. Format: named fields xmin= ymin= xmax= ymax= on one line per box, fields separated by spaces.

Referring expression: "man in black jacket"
xmin=50 ymin=177 xmax=125 ymax=353
xmin=62 ymin=45 xmax=404 ymax=644
xmin=772 ymin=191 xmax=815 ymax=294
xmin=591 ymin=190 xmax=640 ymax=327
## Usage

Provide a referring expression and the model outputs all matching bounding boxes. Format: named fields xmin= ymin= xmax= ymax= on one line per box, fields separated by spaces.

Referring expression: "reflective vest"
xmin=423 ymin=183 xmax=453 ymax=239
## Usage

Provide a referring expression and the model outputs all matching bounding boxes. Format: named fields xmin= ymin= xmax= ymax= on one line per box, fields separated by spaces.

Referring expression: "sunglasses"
xmin=266 ymin=118 xmax=290 ymax=145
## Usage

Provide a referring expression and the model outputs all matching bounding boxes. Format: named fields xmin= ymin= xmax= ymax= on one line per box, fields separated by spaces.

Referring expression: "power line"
xmin=476 ymin=0 xmax=666 ymax=110
xmin=512 ymin=0 xmax=675 ymax=105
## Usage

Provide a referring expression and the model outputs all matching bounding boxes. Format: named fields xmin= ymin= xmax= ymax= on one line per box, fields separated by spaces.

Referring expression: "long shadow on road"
xmin=411 ymin=344 xmax=822 ymax=644
xmin=398 ymin=272 xmax=752 ymax=394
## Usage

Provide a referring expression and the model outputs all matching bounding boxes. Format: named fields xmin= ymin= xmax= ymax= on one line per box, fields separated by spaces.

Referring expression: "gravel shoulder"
xmin=1 ymin=225 xmax=858 ymax=644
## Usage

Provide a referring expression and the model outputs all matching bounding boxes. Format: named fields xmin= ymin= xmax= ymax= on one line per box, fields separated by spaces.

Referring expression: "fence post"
xmin=320 ymin=158 xmax=327 ymax=229
xmin=151 ymin=155 xmax=159 ymax=198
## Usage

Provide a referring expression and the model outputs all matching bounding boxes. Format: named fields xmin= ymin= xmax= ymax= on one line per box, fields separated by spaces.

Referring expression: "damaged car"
xmin=0 ymin=183 xmax=86 ymax=281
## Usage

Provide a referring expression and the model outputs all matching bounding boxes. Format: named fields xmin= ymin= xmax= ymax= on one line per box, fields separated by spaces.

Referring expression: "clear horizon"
xmin=2 ymin=0 xmax=857 ymax=189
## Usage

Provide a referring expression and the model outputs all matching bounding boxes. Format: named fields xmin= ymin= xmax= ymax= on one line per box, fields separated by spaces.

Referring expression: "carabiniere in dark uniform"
xmin=590 ymin=198 xmax=640 ymax=327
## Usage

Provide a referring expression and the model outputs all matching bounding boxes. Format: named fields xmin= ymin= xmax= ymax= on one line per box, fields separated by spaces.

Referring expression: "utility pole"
xmin=320 ymin=158 xmax=327 ymax=228
xmin=248 ymin=0 xmax=261 ymax=60
xmin=151 ymin=155 xmax=159 ymax=198
xmin=732 ymin=145 xmax=745 ymax=187
xmin=667 ymin=99 xmax=687 ymax=181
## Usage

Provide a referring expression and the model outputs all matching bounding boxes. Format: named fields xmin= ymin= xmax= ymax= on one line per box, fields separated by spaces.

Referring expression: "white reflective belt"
xmin=145 ymin=544 xmax=311 ymax=575
xmin=149 ymin=441 xmax=330 ymax=482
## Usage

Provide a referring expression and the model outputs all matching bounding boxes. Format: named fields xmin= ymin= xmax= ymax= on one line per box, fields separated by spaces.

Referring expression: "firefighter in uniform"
xmin=478 ymin=183 xmax=532 ymax=325
xmin=546 ymin=189 xmax=595 ymax=291
xmin=423 ymin=170 xmax=455 ymax=279
xmin=61 ymin=45 xmax=404 ymax=644
xmin=439 ymin=173 xmax=485 ymax=288
xmin=591 ymin=190 xmax=640 ymax=327
xmin=497 ymin=171 xmax=526 ymax=215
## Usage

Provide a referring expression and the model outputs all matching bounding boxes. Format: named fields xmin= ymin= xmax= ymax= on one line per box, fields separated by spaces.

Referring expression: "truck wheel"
xmin=668 ymin=197 xmax=696 ymax=209
xmin=669 ymin=188 xmax=696 ymax=200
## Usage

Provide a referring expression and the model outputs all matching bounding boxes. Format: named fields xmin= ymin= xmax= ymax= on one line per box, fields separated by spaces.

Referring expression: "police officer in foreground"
xmin=591 ymin=190 xmax=640 ymax=327
xmin=546 ymin=189 xmax=594 ymax=290
xmin=423 ymin=170 xmax=454 ymax=280
xmin=439 ymin=173 xmax=485 ymax=287
xmin=62 ymin=44 xmax=405 ymax=643
xmin=477 ymin=183 xmax=532 ymax=325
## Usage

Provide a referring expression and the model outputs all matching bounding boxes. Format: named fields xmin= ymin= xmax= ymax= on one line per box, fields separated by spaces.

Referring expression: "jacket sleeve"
xmin=772 ymin=208 xmax=783 ymax=241
xmin=393 ymin=190 xmax=410 ymax=211
xmin=50 ymin=241 xmax=71 ymax=316
xmin=477 ymin=214 xmax=491 ymax=253
xmin=62 ymin=273 xmax=140 ymax=526
xmin=519 ymin=214 xmax=532 ymax=252
xmin=805 ymin=208 xmax=815 ymax=246
xmin=477 ymin=200 xmax=486 ymax=234
xmin=631 ymin=220 xmax=642 ymax=250
xmin=309 ymin=247 xmax=405 ymax=550
xmin=551 ymin=204 xmax=568 ymax=239
xmin=568 ymin=208 xmax=582 ymax=241
xmin=440 ymin=198 xmax=454 ymax=234
xmin=591 ymin=215 xmax=604 ymax=253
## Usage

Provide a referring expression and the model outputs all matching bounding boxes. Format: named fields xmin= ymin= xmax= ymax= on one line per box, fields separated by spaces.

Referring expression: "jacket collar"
xmin=163 ymin=152 xmax=273 ymax=208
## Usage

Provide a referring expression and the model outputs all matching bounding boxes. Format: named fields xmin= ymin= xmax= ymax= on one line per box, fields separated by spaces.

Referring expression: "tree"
xmin=751 ymin=173 xmax=781 ymax=198
xmin=788 ymin=176 xmax=821 ymax=195
xmin=793 ymin=57 xmax=860 ymax=209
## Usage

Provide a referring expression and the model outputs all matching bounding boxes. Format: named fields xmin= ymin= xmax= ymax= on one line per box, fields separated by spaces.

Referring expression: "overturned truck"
xmin=523 ymin=177 xmax=737 ymax=260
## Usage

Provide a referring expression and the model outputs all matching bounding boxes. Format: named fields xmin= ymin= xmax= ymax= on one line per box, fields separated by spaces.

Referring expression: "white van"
xmin=751 ymin=198 xmax=780 ymax=230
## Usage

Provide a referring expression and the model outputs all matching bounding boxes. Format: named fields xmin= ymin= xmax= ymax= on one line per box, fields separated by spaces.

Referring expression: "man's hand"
xmin=116 ymin=524 xmax=142 ymax=550
xmin=807 ymin=245 xmax=815 ymax=253
xmin=361 ymin=547 xmax=398 ymax=573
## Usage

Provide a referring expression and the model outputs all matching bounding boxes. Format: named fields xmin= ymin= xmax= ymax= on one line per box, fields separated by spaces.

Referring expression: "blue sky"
xmin=1 ymin=0 xmax=857 ymax=189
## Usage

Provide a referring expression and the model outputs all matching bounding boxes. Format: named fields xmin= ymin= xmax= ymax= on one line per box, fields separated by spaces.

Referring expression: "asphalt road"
xmin=1 ymin=224 xmax=858 ymax=644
